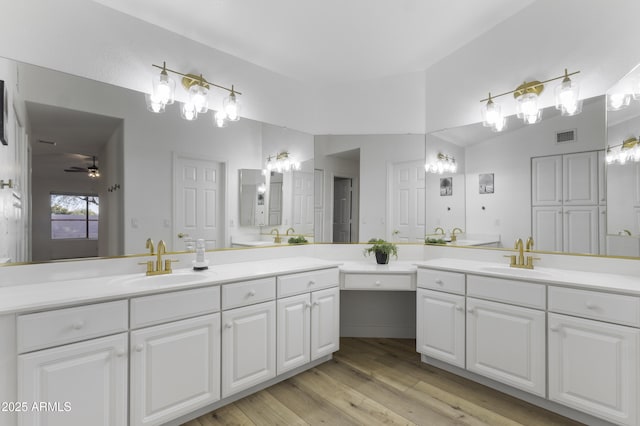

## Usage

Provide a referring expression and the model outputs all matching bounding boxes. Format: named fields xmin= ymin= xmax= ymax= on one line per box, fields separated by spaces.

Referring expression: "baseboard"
xmin=340 ymin=325 xmax=416 ymax=338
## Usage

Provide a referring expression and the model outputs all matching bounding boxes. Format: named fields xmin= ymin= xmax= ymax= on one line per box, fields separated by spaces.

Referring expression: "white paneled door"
xmin=390 ymin=160 xmax=425 ymax=242
xmin=173 ymin=155 xmax=223 ymax=251
xmin=292 ymin=170 xmax=314 ymax=236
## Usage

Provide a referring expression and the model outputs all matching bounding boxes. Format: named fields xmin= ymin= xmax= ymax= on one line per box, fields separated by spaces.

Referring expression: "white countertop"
xmin=416 ymin=258 xmax=640 ymax=295
xmin=0 ymin=257 xmax=341 ymax=315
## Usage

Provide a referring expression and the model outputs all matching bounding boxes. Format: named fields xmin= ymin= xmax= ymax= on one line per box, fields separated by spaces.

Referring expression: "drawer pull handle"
xmin=585 ymin=301 xmax=597 ymax=310
xmin=549 ymin=326 xmax=560 ymax=332
xmin=435 ymin=279 xmax=443 ymax=285
xmin=72 ymin=321 xmax=85 ymax=330
xmin=135 ymin=344 xmax=144 ymax=352
xmin=455 ymin=305 xmax=464 ymax=311
xmin=375 ymin=281 xmax=381 ymax=286
xmin=115 ymin=349 xmax=126 ymax=358
xmin=309 ymin=280 xmax=315 ymax=286
xmin=248 ymin=290 xmax=256 ymax=297
xmin=467 ymin=308 xmax=475 ymax=314
xmin=225 ymin=322 xmax=233 ymax=329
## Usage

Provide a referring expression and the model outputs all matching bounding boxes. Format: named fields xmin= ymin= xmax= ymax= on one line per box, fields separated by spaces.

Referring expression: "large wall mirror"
xmin=0 ymin=56 xmax=314 ymax=265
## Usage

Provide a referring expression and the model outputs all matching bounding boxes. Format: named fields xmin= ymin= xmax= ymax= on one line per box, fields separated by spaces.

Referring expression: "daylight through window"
xmin=50 ymin=194 xmax=99 ymax=239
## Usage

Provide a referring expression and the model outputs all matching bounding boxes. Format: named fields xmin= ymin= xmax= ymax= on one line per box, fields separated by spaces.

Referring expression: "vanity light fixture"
xmin=147 ymin=61 xmax=242 ymax=126
xmin=425 ymin=153 xmax=457 ymax=174
xmin=265 ymin=152 xmax=301 ymax=173
xmin=481 ymin=69 xmax=581 ymax=131
xmin=606 ymin=137 xmax=640 ymax=165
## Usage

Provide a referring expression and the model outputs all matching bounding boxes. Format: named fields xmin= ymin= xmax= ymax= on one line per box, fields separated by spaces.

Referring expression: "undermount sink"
xmin=478 ymin=265 xmax=552 ymax=279
xmin=116 ymin=270 xmax=211 ymax=287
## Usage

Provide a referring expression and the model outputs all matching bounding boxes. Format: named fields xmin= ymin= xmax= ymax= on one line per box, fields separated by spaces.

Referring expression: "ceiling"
xmin=91 ymin=0 xmax=536 ymax=83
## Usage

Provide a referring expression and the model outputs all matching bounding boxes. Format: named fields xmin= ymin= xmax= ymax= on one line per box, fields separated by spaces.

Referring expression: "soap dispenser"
xmin=192 ymin=239 xmax=209 ymax=271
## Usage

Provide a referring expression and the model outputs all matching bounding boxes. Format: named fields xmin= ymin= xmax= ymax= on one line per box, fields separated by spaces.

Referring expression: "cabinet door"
xmin=563 ymin=151 xmax=598 ymax=205
xmin=130 ymin=313 xmax=221 ymax=426
xmin=311 ymin=287 xmax=340 ymax=360
xmin=416 ymin=289 xmax=465 ymax=368
xmin=532 ymin=206 xmax=563 ymax=252
xmin=548 ymin=313 xmax=639 ymax=426
xmin=598 ymin=150 xmax=607 ymax=205
xmin=466 ymin=298 xmax=545 ymax=397
xmin=563 ymin=205 xmax=599 ymax=255
xmin=277 ymin=293 xmax=311 ymax=374
xmin=531 ymin=155 xmax=562 ymax=206
xmin=222 ymin=301 xmax=276 ymax=398
xmin=18 ymin=333 xmax=128 ymax=426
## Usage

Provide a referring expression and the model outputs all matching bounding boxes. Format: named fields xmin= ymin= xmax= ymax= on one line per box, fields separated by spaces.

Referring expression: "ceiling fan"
xmin=64 ymin=156 xmax=100 ymax=178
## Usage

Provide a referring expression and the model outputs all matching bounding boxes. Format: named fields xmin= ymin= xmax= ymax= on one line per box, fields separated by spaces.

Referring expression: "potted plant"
xmin=363 ymin=238 xmax=398 ymax=264
xmin=287 ymin=235 xmax=308 ymax=244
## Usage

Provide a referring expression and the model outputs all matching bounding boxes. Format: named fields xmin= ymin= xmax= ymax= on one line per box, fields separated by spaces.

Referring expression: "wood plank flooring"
xmin=183 ymin=338 xmax=583 ymax=426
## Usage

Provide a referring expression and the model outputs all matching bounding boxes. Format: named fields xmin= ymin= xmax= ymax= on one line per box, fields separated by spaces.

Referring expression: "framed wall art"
xmin=0 ymin=80 xmax=7 ymax=145
xmin=440 ymin=177 xmax=452 ymax=196
xmin=479 ymin=173 xmax=494 ymax=194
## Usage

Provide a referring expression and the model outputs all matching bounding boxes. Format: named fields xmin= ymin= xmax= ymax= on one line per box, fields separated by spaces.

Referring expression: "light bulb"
xmin=189 ymin=84 xmax=209 ymax=113
xmin=608 ymin=93 xmax=630 ymax=110
xmin=223 ymin=91 xmax=241 ymax=121
xmin=152 ymin=68 xmax=175 ymax=105
xmin=145 ymin=93 xmax=165 ymax=113
xmin=181 ymin=102 xmax=198 ymax=121
xmin=214 ymin=110 xmax=227 ymax=128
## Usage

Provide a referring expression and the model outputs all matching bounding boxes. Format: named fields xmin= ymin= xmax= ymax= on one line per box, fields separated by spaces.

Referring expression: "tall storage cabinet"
xmin=532 ymin=151 xmax=603 ymax=254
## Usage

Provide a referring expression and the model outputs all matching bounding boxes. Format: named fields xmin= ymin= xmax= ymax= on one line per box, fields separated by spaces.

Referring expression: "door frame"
xmin=172 ymin=152 xmax=228 ymax=249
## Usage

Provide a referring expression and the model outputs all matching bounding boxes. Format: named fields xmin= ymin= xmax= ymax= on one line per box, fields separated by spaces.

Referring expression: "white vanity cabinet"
xmin=221 ymin=277 xmax=277 ymax=398
xmin=276 ymin=268 xmax=340 ymax=374
xmin=416 ymin=269 xmax=466 ymax=368
xmin=17 ymin=301 xmax=129 ymax=426
xmin=129 ymin=286 xmax=221 ymax=426
xmin=548 ymin=287 xmax=640 ymax=426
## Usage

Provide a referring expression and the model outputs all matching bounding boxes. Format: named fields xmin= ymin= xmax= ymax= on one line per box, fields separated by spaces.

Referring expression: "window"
xmin=50 ymin=194 xmax=99 ymax=239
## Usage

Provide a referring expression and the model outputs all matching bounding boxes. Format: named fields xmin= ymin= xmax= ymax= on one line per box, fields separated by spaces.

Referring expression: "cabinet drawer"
xmin=467 ymin=275 xmax=545 ymax=309
xmin=343 ymin=273 xmax=414 ymax=291
xmin=417 ymin=268 xmax=465 ymax=294
xmin=18 ymin=300 xmax=128 ymax=353
xmin=277 ymin=268 xmax=338 ymax=297
xmin=549 ymin=286 xmax=640 ymax=327
xmin=130 ymin=286 xmax=220 ymax=329
xmin=222 ymin=277 xmax=276 ymax=310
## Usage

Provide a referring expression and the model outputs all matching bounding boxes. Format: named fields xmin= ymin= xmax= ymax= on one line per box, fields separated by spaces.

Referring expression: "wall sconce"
xmin=481 ymin=69 xmax=581 ymax=131
xmin=606 ymin=137 xmax=640 ymax=165
xmin=265 ymin=152 xmax=301 ymax=173
xmin=425 ymin=153 xmax=457 ymax=174
xmin=146 ymin=61 xmax=242 ymax=127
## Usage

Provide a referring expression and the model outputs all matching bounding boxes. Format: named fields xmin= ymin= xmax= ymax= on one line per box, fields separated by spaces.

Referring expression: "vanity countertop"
xmin=0 ymin=257 xmax=341 ymax=315
xmin=416 ymin=258 xmax=640 ymax=295
xmin=340 ymin=261 xmax=417 ymax=274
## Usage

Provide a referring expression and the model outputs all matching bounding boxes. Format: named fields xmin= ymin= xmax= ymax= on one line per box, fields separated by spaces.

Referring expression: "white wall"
xmin=464 ymin=97 xmax=605 ymax=247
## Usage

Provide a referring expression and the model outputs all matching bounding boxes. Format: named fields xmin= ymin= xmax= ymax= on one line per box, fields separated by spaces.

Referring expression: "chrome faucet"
xmin=451 ymin=227 xmax=463 ymax=242
xmin=271 ymin=228 xmax=282 ymax=243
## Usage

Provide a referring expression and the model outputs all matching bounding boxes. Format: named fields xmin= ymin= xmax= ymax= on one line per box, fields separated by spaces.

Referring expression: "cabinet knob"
xmin=313 ymin=301 xmax=319 ymax=307
xmin=115 ymin=349 xmax=126 ymax=358
xmin=375 ymin=280 xmax=381 ymax=286
xmin=225 ymin=322 xmax=233 ymax=329
xmin=72 ymin=320 xmax=84 ymax=330
xmin=585 ymin=301 xmax=597 ymax=310
xmin=248 ymin=290 xmax=256 ymax=297
xmin=308 ymin=280 xmax=315 ymax=286
xmin=435 ymin=279 xmax=443 ymax=285
xmin=549 ymin=326 xmax=560 ymax=332
xmin=135 ymin=344 xmax=144 ymax=352
xmin=467 ymin=307 xmax=475 ymax=314
xmin=305 ymin=302 xmax=312 ymax=309
xmin=455 ymin=305 xmax=464 ymax=312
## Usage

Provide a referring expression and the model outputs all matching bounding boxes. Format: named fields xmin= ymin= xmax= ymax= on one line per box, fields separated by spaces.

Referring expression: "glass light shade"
xmin=214 ymin=110 xmax=227 ymax=128
xmin=608 ymin=92 xmax=631 ymax=111
xmin=224 ymin=92 xmax=241 ymax=121
xmin=555 ymin=79 xmax=583 ymax=116
xmin=145 ymin=93 xmax=165 ymax=113
xmin=188 ymin=84 xmax=209 ymax=114
xmin=152 ymin=71 xmax=175 ymax=105
xmin=516 ymin=93 xmax=542 ymax=124
xmin=180 ymin=102 xmax=198 ymax=121
xmin=481 ymin=99 xmax=502 ymax=129
xmin=605 ymin=147 xmax=615 ymax=164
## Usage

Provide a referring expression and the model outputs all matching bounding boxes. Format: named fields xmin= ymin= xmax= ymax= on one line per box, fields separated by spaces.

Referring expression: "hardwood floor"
xmin=183 ymin=338 xmax=582 ymax=426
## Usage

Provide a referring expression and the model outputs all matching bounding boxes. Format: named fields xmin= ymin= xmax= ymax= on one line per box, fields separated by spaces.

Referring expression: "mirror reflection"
xmin=425 ymin=95 xmax=607 ymax=255
xmin=0 ymin=57 xmax=314 ymax=265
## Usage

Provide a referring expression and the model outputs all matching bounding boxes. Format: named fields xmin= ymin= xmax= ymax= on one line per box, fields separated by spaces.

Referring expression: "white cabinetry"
xmin=130 ymin=314 xmax=221 ymax=426
xmin=416 ymin=288 xmax=465 ymax=368
xmin=532 ymin=151 xmax=602 ymax=254
xmin=18 ymin=301 xmax=129 ymax=426
xmin=277 ymin=269 xmax=340 ymax=374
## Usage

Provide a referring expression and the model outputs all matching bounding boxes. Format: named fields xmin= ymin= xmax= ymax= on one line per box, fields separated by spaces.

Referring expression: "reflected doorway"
xmin=333 ymin=177 xmax=353 ymax=243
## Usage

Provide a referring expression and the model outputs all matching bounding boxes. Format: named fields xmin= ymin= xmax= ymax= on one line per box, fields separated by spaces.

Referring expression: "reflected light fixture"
xmin=425 ymin=153 xmax=457 ymax=174
xmin=606 ymin=137 xmax=640 ymax=165
xmin=88 ymin=156 xmax=100 ymax=178
xmin=265 ymin=152 xmax=301 ymax=173
xmin=146 ymin=61 xmax=242 ymax=127
xmin=481 ymin=69 xmax=581 ymax=131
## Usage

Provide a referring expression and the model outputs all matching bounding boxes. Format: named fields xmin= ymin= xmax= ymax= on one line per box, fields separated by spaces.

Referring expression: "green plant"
xmin=425 ymin=237 xmax=447 ymax=245
xmin=363 ymin=238 xmax=398 ymax=258
xmin=288 ymin=235 xmax=308 ymax=244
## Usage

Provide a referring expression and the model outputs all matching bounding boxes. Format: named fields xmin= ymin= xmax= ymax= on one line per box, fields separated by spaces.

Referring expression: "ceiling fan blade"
xmin=64 ymin=168 xmax=88 ymax=172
